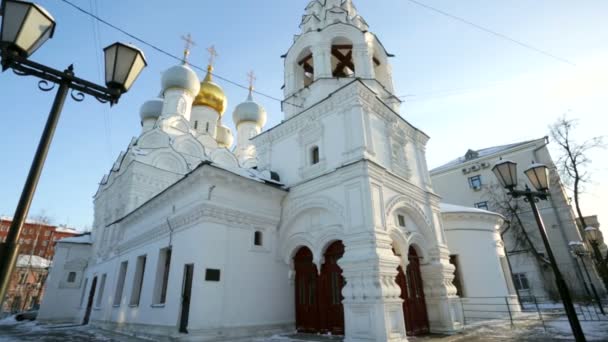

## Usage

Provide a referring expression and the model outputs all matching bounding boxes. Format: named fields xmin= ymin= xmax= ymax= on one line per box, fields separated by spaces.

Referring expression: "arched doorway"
xmin=395 ymin=246 xmax=429 ymax=336
xmin=294 ymin=247 xmax=319 ymax=333
xmin=293 ymin=241 xmax=345 ymax=335
xmin=319 ymin=241 xmax=345 ymax=335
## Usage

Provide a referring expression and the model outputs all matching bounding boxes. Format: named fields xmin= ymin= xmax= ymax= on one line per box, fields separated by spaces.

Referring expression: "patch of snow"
xmin=16 ymin=255 xmax=51 ymax=268
xmin=0 ymin=316 xmax=17 ymax=326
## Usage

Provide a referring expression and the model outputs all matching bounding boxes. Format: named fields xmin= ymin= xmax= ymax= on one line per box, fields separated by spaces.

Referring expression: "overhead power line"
xmin=405 ymin=0 xmax=577 ymax=67
xmin=57 ymin=0 xmax=302 ymax=108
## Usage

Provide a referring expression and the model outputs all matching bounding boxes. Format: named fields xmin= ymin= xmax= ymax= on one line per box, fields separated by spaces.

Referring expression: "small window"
xmin=397 ymin=215 xmax=406 ymax=227
xmin=205 ymin=122 xmax=210 ymax=132
xmin=468 ymin=175 xmax=482 ymax=191
xmin=153 ymin=248 xmax=172 ymax=305
xmin=95 ymin=274 xmax=107 ymax=307
xmin=67 ymin=272 xmax=77 ymax=283
xmin=254 ymin=231 xmax=263 ymax=246
xmin=19 ymin=273 xmax=27 ymax=284
xmin=114 ymin=261 xmax=128 ymax=306
xmin=130 ymin=255 xmax=147 ymax=306
xmin=512 ymin=273 xmax=530 ymax=291
xmin=474 ymin=201 xmax=489 ymax=210
xmin=205 ymin=269 xmax=221 ymax=282
xmin=194 ymin=121 xmax=199 ymax=130
xmin=311 ymin=146 xmax=320 ymax=165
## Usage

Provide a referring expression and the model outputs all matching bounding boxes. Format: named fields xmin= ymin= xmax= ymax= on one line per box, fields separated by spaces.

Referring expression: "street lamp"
xmin=569 ymin=241 xmax=605 ymax=315
xmin=492 ymin=160 xmax=587 ymax=342
xmin=584 ymin=226 xmax=608 ymax=290
xmin=0 ymin=0 xmax=147 ymax=306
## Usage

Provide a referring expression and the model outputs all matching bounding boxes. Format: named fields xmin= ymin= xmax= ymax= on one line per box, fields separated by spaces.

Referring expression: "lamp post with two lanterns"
xmin=0 ymin=0 xmax=147 ymax=305
xmin=492 ymin=159 xmax=586 ymax=342
xmin=569 ymin=241 xmax=605 ymax=315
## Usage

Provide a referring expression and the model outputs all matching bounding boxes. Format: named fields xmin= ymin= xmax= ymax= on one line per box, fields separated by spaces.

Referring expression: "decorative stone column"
xmin=339 ymin=231 xmax=408 ymax=342
xmin=313 ymin=43 xmax=332 ymax=79
xmin=353 ymin=43 xmax=374 ymax=79
xmin=419 ymin=246 xmax=463 ymax=334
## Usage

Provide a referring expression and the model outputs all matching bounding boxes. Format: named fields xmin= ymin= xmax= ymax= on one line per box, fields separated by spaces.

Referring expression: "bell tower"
xmin=282 ymin=0 xmax=399 ymax=118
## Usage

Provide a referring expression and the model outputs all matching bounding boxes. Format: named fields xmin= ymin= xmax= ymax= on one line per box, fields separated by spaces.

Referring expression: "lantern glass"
xmin=585 ymin=227 xmax=601 ymax=242
xmin=492 ymin=160 xmax=518 ymax=189
xmin=104 ymin=42 xmax=147 ymax=93
xmin=0 ymin=0 xmax=55 ymax=57
xmin=525 ymin=163 xmax=550 ymax=192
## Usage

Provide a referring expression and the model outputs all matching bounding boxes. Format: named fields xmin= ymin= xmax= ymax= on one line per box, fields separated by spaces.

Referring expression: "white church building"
xmin=39 ymin=1 xmax=518 ymax=341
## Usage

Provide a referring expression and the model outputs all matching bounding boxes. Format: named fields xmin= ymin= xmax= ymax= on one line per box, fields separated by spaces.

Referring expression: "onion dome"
xmin=161 ymin=63 xmax=200 ymax=96
xmin=216 ymin=124 xmax=234 ymax=148
xmin=139 ymin=98 xmax=163 ymax=125
xmin=193 ymin=65 xmax=227 ymax=115
xmin=232 ymin=88 xmax=267 ymax=128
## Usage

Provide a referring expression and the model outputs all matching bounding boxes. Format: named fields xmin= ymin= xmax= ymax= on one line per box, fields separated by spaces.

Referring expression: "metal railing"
xmin=460 ymin=296 xmax=607 ymax=332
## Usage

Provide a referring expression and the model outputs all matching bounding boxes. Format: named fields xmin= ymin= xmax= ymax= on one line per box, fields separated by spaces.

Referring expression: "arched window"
xmin=311 ymin=146 xmax=320 ymax=165
xmin=254 ymin=231 xmax=263 ymax=246
xmin=297 ymin=47 xmax=314 ymax=88
xmin=331 ymin=38 xmax=355 ymax=78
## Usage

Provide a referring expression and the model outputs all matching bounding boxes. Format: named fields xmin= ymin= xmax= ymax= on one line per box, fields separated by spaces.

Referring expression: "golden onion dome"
xmin=193 ymin=65 xmax=227 ymax=116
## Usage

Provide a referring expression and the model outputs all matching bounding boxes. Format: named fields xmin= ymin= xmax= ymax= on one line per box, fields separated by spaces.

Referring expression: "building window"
xmin=79 ymin=278 xmax=89 ymax=307
xmin=19 ymin=273 xmax=27 ymax=284
xmin=67 ymin=272 xmax=77 ymax=283
xmin=474 ymin=201 xmax=489 ymax=210
xmin=44 ymin=231 xmax=50 ymax=236
xmin=194 ymin=120 xmax=198 ymax=130
xmin=254 ymin=231 xmax=263 ymax=246
xmin=397 ymin=215 xmax=406 ymax=227
xmin=114 ymin=261 xmax=128 ymax=306
xmin=95 ymin=274 xmax=107 ymax=308
xmin=468 ymin=175 xmax=482 ymax=191
xmin=42 ymin=241 xmax=48 ymax=246
xmin=205 ymin=122 xmax=210 ymax=132
xmin=130 ymin=255 xmax=147 ymax=306
xmin=311 ymin=146 xmax=320 ymax=165
xmin=512 ymin=273 xmax=530 ymax=291
xmin=153 ymin=248 xmax=172 ymax=305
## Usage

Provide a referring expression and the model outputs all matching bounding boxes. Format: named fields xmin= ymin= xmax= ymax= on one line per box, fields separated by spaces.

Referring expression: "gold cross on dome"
xmin=207 ymin=45 xmax=219 ymax=66
xmin=181 ymin=33 xmax=196 ymax=63
xmin=247 ymin=70 xmax=256 ymax=90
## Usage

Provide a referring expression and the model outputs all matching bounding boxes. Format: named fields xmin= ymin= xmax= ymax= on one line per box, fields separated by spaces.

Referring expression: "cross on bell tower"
xmin=207 ymin=45 xmax=219 ymax=67
xmin=180 ymin=33 xmax=196 ymax=64
xmin=247 ymin=70 xmax=256 ymax=91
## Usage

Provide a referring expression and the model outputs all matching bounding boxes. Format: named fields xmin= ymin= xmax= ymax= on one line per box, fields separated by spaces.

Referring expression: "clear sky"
xmin=0 ymin=0 xmax=606 ymax=236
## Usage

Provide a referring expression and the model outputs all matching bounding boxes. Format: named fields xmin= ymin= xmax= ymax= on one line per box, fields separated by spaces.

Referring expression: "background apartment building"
xmin=430 ymin=137 xmax=605 ymax=301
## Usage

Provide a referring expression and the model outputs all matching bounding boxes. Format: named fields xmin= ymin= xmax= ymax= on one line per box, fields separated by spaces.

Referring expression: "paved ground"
xmin=0 ymin=318 xmax=607 ymax=341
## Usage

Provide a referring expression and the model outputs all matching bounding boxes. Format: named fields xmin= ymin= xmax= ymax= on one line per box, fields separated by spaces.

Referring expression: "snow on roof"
xmin=58 ymin=234 xmax=92 ymax=245
xmin=55 ymin=226 xmax=79 ymax=234
xmin=440 ymin=203 xmax=503 ymax=218
xmin=16 ymin=255 xmax=51 ymax=268
xmin=430 ymin=137 xmax=547 ymax=174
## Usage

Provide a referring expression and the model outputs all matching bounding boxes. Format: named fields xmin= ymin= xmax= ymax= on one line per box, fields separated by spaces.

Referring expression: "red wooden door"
xmin=319 ymin=241 xmax=345 ymax=335
xmin=396 ymin=247 xmax=430 ymax=336
xmin=294 ymin=247 xmax=319 ymax=333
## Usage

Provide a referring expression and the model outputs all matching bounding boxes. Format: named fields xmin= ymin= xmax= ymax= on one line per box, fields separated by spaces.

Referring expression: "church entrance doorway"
xmin=82 ymin=276 xmax=97 ymax=325
xmin=294 ymin=242 xmax=345 ymax=335
xmin=294 ymin=247 xmax=319 ymax=333
xmin=395 ymin=246 xmax=429 ymax=336
xmin=179 ymin=264 xmax=194 ymax=333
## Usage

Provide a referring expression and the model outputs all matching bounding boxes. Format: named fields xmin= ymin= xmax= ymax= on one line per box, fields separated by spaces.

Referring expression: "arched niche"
xmin=148 ymin=150 xmax=189 ymax=174
xmin=330 ymin=36 xmax=355 ymax=78
xmin=172 ymin=134 xmax=206 ymax=159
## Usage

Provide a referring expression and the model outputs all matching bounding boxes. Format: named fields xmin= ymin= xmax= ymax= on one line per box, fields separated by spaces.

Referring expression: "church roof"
xmin=440 ymin=203 xmax=503 ymax=218
xmin=58 ymin=233 xmax=92 ymax=245
xmin=107 ymin=160 xmax=285 ymax=227
xmin=430 ymin=137 xmax=548 ymax=175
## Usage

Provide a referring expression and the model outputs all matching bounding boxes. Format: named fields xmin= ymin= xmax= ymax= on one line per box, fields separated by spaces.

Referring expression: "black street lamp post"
xmin=492 ymin=159 xmax=586 ymax=342
xmin=0 ymin=0 xmax=147 ymax=307
xmin=570 ymin=241 xmax=606 ymax=315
